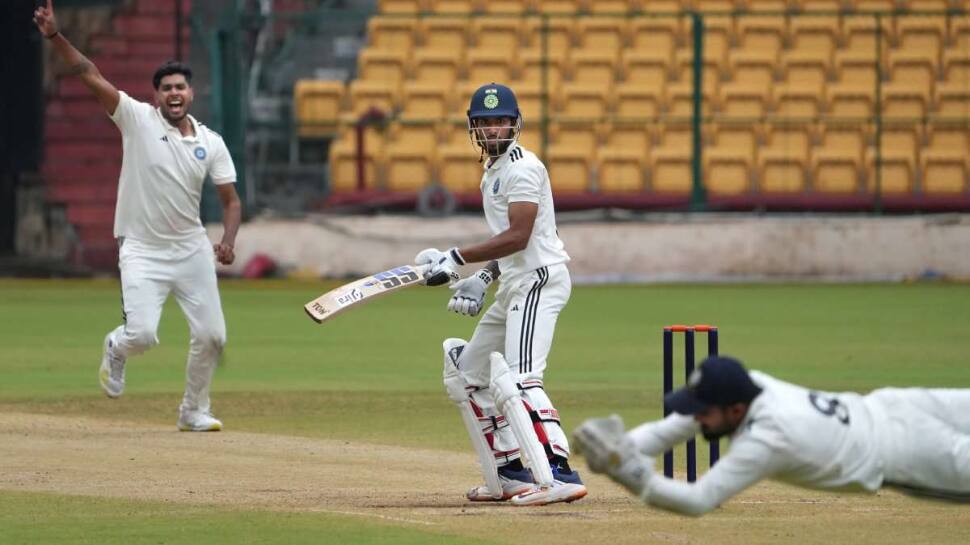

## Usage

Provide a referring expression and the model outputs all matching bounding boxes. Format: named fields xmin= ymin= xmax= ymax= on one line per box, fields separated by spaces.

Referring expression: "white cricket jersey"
xmin=480 ymin=144 xmax=569 ymax=281
xmin=628 ymin=371 xmax=885 ymax=516
xmin=109 ymin=91 xmax=236 ymax=245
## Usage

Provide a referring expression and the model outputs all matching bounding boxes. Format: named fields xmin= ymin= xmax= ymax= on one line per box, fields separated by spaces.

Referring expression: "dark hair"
xmin=152 ymin=61 xmax=193 ymax=90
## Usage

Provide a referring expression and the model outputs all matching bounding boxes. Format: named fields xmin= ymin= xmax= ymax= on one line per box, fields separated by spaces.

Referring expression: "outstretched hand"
xmin=33 ymin=1 xmax=58 ymax=38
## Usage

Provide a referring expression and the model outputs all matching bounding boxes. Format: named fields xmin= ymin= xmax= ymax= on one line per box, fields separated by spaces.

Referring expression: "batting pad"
xmin=490 ymin=352 xmax=555 ymax=486
xmin=443 ymin=339 xmax=503 ymax=499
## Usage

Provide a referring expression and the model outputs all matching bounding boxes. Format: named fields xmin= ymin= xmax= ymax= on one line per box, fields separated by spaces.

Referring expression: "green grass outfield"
xmin=1 ymin=279 xmax=969 ymax=544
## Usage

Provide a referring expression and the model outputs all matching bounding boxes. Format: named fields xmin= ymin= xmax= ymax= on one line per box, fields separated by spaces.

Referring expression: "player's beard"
xmin=161 ymin=106 xmax=188 ymax=126
xmin=699 ymin=422 xmax=736 ymax=441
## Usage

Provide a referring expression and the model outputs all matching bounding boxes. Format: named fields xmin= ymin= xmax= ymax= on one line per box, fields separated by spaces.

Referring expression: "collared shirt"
xmin=109 ymin=91 xmax=236 ymax=246
xmin=480 ymin=143 xmax=569 ymax=282
xmin=628 ymin=371 xmax=884 ymax=516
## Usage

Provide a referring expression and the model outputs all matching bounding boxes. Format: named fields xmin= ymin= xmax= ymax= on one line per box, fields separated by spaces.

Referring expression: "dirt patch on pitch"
xmin=2 ymin=412 xmax=968 ymax=545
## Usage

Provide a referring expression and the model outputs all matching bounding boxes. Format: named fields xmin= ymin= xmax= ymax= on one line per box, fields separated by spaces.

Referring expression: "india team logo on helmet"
xmin=467 ymin=83 xmax=522 ymax=159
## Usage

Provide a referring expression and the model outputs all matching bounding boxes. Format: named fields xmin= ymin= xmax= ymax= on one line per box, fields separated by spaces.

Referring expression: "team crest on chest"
xmin=492 ymin=178 xmax=500 ymax=194
xmin=193 ymin=146 xmax=207 ymax=160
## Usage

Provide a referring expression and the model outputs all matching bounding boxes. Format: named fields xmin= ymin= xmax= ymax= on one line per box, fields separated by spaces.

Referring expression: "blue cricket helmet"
xmin=467 ymin=83 xmax=521 ymax=121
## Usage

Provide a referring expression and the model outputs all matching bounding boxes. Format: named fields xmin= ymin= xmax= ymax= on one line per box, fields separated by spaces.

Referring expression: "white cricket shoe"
xmin=467 ymin=465 xmax=535 ymax=501
xmin=98 ymin=333 xmax=126 ymax=398
xmin=177 ymin=411 xmax=223 ymax=432
xmin=509 ymin=481 xmax=588 ymax=506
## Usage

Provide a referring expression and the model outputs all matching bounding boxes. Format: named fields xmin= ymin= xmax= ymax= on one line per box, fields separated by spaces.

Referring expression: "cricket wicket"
xmin=663 ymin=324 xmax=720 ymax=482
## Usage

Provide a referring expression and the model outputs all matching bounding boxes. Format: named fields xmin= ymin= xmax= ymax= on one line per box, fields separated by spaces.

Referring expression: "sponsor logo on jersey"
xmin=492 ymin=178 xmax=500 ymax=194
xmin=194 ymin=146 xmax=207 ymax=160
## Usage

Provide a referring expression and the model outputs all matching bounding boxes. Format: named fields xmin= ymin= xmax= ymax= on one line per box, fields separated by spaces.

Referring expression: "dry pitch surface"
xmin=3 ymin=411 xmax=968 ymax=545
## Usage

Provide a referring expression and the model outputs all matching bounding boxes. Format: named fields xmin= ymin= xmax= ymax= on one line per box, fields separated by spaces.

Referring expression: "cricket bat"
xmin=304 ymin=264 xmax=431 ymax=323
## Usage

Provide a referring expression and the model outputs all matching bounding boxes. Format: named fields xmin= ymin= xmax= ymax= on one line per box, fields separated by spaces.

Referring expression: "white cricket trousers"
xmin=867 ymin=388 xmax=970 ymax=497
xmin=107 ymin=236 xmax=227 ymax=414
xmin=457 ymin=263 xmax=572 ymax=461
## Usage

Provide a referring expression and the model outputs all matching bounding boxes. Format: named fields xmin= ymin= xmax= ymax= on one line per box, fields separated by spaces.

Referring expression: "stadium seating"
xmin=317 ymin=3 xmax=970 ymax=206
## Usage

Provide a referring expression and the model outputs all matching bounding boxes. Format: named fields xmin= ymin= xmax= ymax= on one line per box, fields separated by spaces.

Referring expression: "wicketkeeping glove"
xmin=447 ymin=268 xmax=493 ymax=316
xmin=574 ymin=414 xmax=654 ymax=497
xmin=414 ymin=247 xmax=464 ymax=287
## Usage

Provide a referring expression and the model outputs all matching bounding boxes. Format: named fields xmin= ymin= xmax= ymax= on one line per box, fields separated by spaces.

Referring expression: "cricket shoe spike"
xmin=509 ymin=480 xmax=588 ymax=506
xmin=467 ymin=464 xmax=535 ymax=501
xmin=177 ymin=411 xmax=223 ymax=432
xmin=99 ymin=332 xmax=126 ymax=398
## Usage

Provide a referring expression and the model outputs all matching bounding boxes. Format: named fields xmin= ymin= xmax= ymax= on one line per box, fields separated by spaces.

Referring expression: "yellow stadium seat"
xmin=614 ymin=83 xmax=663 ymax=121
xmin=728 ymin=50 xmax=777 ymax=94
xmin=388 ymin=120 xmax=440 ymax=155
xmin=812 ymin=149 xmax=862 ymax=193
xmin=820 ymin=123 xmax=869 ymax=160
xmin=384 ymin=142 xmax=433 ymax=192
xmin=827 ymin=84 xmax=874 ymax=119
xmin=548 ymin=119 xmax=602 ymax=154
xmin=438 ymin=144 xmax=483 ymax=193
xmin=547 ymin=146 xmax=592 ymax=192
xmin=425 ymin=0 xmax=477 ymax=14
xmin=881 ymin=83 xmax=928 ymax=121
xmin=933 ymin=83 xmax=970 ymax=119
xmin=357 ymin=49 xmax=408 ymax=87
xmin=865 ymin=123 xmax=922 ymax=194
xmin=470 ymin=17 xmax=524 ymax=56
xmin=367 ymin=16 xmax=417 ymax=52
xmin=400 ymin=82 xmax=449 ymax=121
xmin=781 ymin=49 xmax=829 ymax=89
xmin=842 ymin=16 xmax=893 ymax=57
xmin=604 ymin=122 xmax=653 ymax=154
xmin=480 ymin=0 xmax=531 ymax=14
xmin=952 ymin=18 xmax=970 ymax=51
xmin=650 ymin=148 xmax=693 ymax=193
xmin=694 ymin=0 xmax=740 ymax=10
xmin=834 ymin=51 xmax=880 ymax=88
xmin=442 ymin=118 xmax=472 ymax=146
xmin=925 ymin=123 xmax=969 ymax=156
xmin=328 ymin=127 xmax=385 ymax=191
xmin=419 ymin=17 xmax=469 ymax=50
xmin=465 ymin=48 xmax=518 ymax=86
xmin=789 ymin=16 xmax=838 ymax=61
xmin=685 ymin=15 xmax=733 ymax=66
xmin=451 ymin=81 xmax=481 ymax=120
xmin=513 ymin=82 xmax=552 ymax=123
xmin=570 ymin=50 xmax=619 ymax=85
xmin=666 ymin=83 xmax=717 ymax=119
xmin=523 ymin=17 xmax=576 ymax=51
xmin=745 ymin=0 xmax=787 ymax=10
xmin=517 ymin=129 xmax=545 ymax=153
xmin=759 ymin=125 xmax=813 ymax=193
xmin=293 ymin=80 xmax=344 ymax=137
xmin=736 ymin=15 xmax=786 ymax=58
xmin=520 ymin=48 xmax=569 ymax=88
xmin=674 ymin=50 xmax=721 ymax=95
xmin=578 ymin=18 xmax=628 ymax=53
xmin=589 ymin=0 xmax=637 ymax=14
xmin=657 ymin=122 xmax=695 ymax=150
xmin=896 ymin=16 xmax=945 ymax=61
xmin=411 ymin=48 xmax=463 ymax=86
xmin=621 ymin=50 xmax=671 ymax=92
xmin=797 ymin=0 xmax=842 ymax=12
xmin=921 ymin=152 xmax=967 ymax=194
xmin=715 ymin=123 xmax=759 ymax=160
xmin=942 ymin=51 xmax=970 ymax=84
xmin=852 ymin=0 xmax=895 ymax=10
xmin=719 ymin=82 xmax=769 ymax=120
xmin=536 ymin=0 xmax=581 ymax=14
xmin=638 ymin=0 xmax=684 ymax=11
xmin=773 ymin=83 xmax=824 ymax=121
xmin=598 ymin=148 xmax=646 ymax=193
xmin=629 ymin=17 xmax=680 ymax=59
xmin=704 ymin=148 xmax=753 ymax=195
xmin=379 ymin=0 xmax=422 ymax=14
xmin=559 ymin=83 xmax=611 ymax=121
xmin=348 ymin=80 xmax=399 ymax=117
xmin=889 ymin=51 xmax=936 ymax=94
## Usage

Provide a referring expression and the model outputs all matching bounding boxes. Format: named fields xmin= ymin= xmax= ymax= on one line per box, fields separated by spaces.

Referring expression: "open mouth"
xmin=167 ymin=98 xmax=184 ymax=116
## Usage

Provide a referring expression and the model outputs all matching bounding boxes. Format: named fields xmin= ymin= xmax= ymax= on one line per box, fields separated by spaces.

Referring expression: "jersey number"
xmin=808 ymin=391 xmax=850 ymax=425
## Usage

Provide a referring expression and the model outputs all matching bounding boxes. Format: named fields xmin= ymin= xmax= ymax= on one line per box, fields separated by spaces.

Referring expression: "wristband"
xmin=46 ymin=30 xmax=59 ymax=40
xmin=448 ymin=247 xmax=466 ymax=266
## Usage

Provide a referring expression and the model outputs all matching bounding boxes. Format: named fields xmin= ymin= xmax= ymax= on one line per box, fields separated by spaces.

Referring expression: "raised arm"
xmin=34 ymin=0 xmax=120 ymax=115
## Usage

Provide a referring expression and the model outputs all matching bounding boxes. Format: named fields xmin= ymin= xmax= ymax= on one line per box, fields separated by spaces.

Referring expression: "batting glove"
xmin=415 ymin=247 xmax=464 ymax=287
xmin=447 ymin=268 xmax=493 ymax=316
